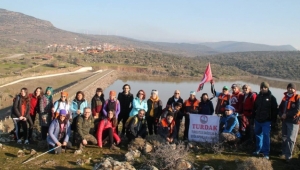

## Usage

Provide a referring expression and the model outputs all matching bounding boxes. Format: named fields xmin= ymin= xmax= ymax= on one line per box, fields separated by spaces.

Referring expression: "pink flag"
xmin=197 ymin=63 xmax=213 ymax=92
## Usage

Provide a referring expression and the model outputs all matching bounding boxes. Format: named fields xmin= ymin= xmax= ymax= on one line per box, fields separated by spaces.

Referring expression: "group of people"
xmin=10 ymin=81 xmax=299 ymax=162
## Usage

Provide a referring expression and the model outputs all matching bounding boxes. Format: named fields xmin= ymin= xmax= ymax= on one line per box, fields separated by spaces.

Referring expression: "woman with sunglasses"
xmin=53 ymin=91 xmax=70 ymax=119
xmin=39 ymin=86 xmax=54 ymax=140
xmin=129 ymin=90 xmax=148 ymax=117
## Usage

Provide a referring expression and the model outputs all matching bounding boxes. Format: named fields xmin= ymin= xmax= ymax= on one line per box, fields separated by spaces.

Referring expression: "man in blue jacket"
xmin=219 ymin=105 xmax=241 ymax=143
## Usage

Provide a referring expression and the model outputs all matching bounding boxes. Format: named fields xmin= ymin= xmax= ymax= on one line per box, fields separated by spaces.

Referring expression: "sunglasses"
xmin=174 ymin=93 xmax=180 ymax=94
xmin=61 ymin=96 xmax=67 ymax=98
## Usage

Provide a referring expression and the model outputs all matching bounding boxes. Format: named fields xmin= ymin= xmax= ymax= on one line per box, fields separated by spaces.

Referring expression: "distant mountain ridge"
xmin=0 ymin=8 xmax=297 ymax=56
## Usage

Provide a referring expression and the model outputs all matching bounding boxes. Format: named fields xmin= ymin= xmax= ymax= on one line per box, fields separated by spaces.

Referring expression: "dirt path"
xmin=1 ymin=54 xmax=24 ymax=59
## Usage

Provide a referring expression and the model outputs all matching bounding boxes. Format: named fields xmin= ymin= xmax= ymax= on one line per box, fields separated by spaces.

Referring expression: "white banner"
xmin=188 ymin=114 xmax=220 ymax=143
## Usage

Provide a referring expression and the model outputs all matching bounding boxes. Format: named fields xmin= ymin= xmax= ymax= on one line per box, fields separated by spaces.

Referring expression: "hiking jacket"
xmin=230 ymin=91 xmax=243 ymax=113
xmin=47 ymin=119 xmax=71 ymax=146
xmin=39 ymin=95 xmax=53 ymax=127
xmin=77 ymin=115 xmax=95 ymax=140
xmin=279 ymin=92 xmax=300 ymax=124
xmin=117 ymin=92 xmax=133 ymax=116
xmin=70 ymin=99 xmax=88 ymax=119
xmin=253 ymin=90 xmax=278 ymax=123
xmin=166 ymin=96 xmax=184 ymax=112
xmin=215 ymin=93 xmax=231 ymax=115
xmin=220 ymin=113 xmax=241 ymax=138
xmin=127 ymin=115 xmax=147 ymax=137
xmin=198 ymin=100 xmax=214 ymax=115
xmin=241 ymin=92 xmax=257 ymax=117
xmin=183 ymin=98 xmax=200 ymax=114
xmin=91 ymin=95 xmax=105 ymax=117
xmin=29 ymin=93 xmax=39 ymax=116
xmin=129 ymin=97 xmax=148 ymax=117
xmin=102 ymin=99 xmax=120 ymax=118
xmin=146 ymin=98 xmax=163 ymax=118
xmin=158 ymin=118 xmax=177 ymax=139
xmin=11 ymin=95 xmax=31 ymax=122
xmin=97 ymin=119 xmax=120 ymax=147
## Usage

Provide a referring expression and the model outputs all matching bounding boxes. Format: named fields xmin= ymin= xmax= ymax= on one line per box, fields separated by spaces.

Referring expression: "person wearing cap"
xmin=210 ymin=80 xmax=231 ymax=116
xmin=91 ymin=88 xmax=105 ymax=134
xmin=198 ymin=93 xmax=214 ymax=115
xmin=102 ymin=90 xmax=120 ymax=119
xmin=240 ymin=84 xmax=257 ymax=142
xmin=278 ymin=83 xmax=300 ymax=162
xmin=129 ymin=90 xmax=148 ymax=117
xmin=183 ymin=91 xmax=200 ymax=140
xmin=47 ymin=109 xmax=72 ymax=154
xmin=253 ymin=82 xmax=278 ymax=159
xmin=219 ymin=105 xmax=241 ymax=143
xmin=117 ymin=84 xmax=134 ymax=136
xmin=158 ymin=111 xmax=177 ymax=143
xmin=146 ymin=90 xmax=163 ymax=135
xmin=39 ymin=86 xmax=54 ymax=140
xmin=230 ymin=84 xmax=243 ymax=113
xmin=53 ymin=91 xmax=70 ymax=119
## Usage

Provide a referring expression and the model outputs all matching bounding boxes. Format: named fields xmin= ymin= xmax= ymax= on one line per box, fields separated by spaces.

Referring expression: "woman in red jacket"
xmin=28 ymin=87 xmax=43 ymax=141
xmin=97 ymin=109 xmax=120 ymax=150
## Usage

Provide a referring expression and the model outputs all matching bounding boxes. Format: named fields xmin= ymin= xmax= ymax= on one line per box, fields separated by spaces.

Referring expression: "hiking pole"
xmin=21 ymin=146 xmax=61 ymax=164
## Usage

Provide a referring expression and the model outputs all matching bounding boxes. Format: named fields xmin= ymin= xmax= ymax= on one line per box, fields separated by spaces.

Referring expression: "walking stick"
xmin=22 ymin=146 xmax=61 ymax=164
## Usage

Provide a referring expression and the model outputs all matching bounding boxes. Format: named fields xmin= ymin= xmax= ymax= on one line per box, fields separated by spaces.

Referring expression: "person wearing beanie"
xmin=53 ymin=91 xmax=70 ymax=119
xmin=219 ymin=105 xmax=241 ymax=143
xmin=183 ymin=90 xmax=200 ymax=140
xmin=278 ymin=83 xmax=299 ymax=162
xmin=103 ymin=90 xmax=120 ymax=119
xmin=117 ymin=84 xmax=134 ymax=137
xmin=158 ymin=110 xmax=177 ymax=143
xmin=210 ymin=80 xmax=231 ymax=117
xmin=146 ymin=89 xmax=163 ymax=135
xmin=39 ymin=86 xmax=54 ymax=140
xmin=253 ymin=82 xmax=278 ymax=159
xmin=47 ymin=109 xmax=72 ymax=154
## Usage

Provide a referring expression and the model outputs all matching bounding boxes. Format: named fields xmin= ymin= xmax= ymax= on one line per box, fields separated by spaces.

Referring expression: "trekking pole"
xmin=21 ymin=146 xmax=61 ymax=164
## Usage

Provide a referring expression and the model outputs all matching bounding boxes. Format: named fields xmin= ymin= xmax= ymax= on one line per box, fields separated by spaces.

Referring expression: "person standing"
xmin=198 ymin=93 xmax=214 ymax=115
xmin=11 ymin=87 xmax=32 ymax=144
xmin=91 ymin=88 xmax=105 ymax=134
xmin=47 ymin=109 xmax=72 ymax=154
xmin=166 ymin=90 xmax=184 ymax=111
xmin=211 ymin=80 xmax=231 ymax=117
xmin=76 ymin=107 xmax=97 ymax=151
xmin=39 ymin=86 xmax=54 ymax=140
xmin=129 ymin=90 xmax=148 ymax=117
xmin=253 ymin=82 xmax=278 ymax=159
xmin=146 ymin=90 xmax=163 ymax=135
xmin=183 ymin=91 xmax=200 ymax=140
xmin=28 ymin=87 xmax=43 ymax=142
xmin=240 ymin=84 xmax=257 ymax=142
xmin=230 ymin=84 xmax=243 ymax=114
xmin=279 ymin=83 xmax=300 ymax=162
xmin=53 ymin=91 xmax=70 ymax=119
xmin=102 ymin=90 xmax=120 ymax=119
xmin=117 ymin=84 xmax=133 ymax=136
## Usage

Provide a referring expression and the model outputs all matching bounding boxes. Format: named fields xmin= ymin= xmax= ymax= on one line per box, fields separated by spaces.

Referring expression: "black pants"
xmin=175 ymin=118 xmax=181 ymax=139
xmin=126 ymin=130 xmax=147 ymax=143
xmin=28 ymin=115 xmax=35 ymax=140
xmin=184 ymin=115 xmax=190 ymax=140
xmin=147 ymin=116 xmax=157 ymax=135
xmin=15 ymin=120 xmax=28 ymax=140
xmin=102 ymin=128 xmax=114 ymax=147
xmin=117 ymin=113 xmax=129 ymax=135
xmin=41 ymin=126 xmax=49 ymax=140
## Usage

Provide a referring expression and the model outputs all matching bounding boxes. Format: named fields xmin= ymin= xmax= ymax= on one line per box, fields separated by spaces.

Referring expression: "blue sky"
xmin=1 ymin=0 xmax=299 ymax=49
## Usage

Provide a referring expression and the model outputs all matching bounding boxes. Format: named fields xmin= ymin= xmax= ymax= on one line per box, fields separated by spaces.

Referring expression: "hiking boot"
xmin=17 ymin=139 xmax=22 ymax=144
xmin=110 ymin=144 xmax=120 ymax=150
xmin=24 ymin=140 xmax=29 ymax=145
xmin=264 ymin=156 xmax=269 ymax=160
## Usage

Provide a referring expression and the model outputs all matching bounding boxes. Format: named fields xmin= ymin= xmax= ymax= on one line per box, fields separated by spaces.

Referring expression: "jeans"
xmin=282 ymin=121 xmax=299 ymax=159
xmin=254 ymin=120 xmax=271 ymax=156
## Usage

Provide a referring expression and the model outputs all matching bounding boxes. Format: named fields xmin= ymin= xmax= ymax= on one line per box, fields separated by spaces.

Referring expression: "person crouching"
xmin=158 ymin=111 xmax=177 ymax=144
xmin=219 ymin=105 xmax=241 ymax=143
xmin=126 ymin=109 xmax=148 ymax=142
xmin=97 ymin=109 xmax=120 ymax=150
xmin=47 ymin=109 xmax=72 ymax=154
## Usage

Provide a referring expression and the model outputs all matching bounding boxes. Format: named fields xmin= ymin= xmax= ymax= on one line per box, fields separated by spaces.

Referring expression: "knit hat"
xmin=45 ymin=87 xmax=53 ymax=100
xmin=109 ymin=90 xmax=116 ymax=96
xmin=166 ymin=111 xmax=174 ymax=118
xmin=190 ymin=91 xmax=196 ymax=95
xmin=59 ymin=109 xmax=67 ymax=116
xmin=260 ymin=82 xmax=269 ymax=89
xmin=151 ymin=90 xmax=158 ymax=95
xmin=225 ymin=105 xmax=235 ymax=112
xmin=223 ymin=86 xmax=229 ymax=90
xmin=61 ymin=91 xmax=68 ymax=97
xmin=287 ymin=83 xmax=296 ymax=90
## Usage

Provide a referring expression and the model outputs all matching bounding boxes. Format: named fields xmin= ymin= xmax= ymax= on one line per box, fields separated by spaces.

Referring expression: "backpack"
xmin=125 ymin=116 xmax=135 ymax=129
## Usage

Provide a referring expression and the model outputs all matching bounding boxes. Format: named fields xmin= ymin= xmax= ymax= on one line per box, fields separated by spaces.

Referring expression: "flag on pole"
xmin=197 ymin=63 xmax=213 ymax=92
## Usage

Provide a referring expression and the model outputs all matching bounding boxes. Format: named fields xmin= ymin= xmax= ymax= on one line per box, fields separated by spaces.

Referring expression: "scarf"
xmin=150 ymin=96 xmax=159 ymax=117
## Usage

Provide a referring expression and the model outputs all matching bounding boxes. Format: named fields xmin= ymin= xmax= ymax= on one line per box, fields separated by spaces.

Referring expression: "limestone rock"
xmin=144 ymin=142 xmax=153 ymax=153
xmin=176 ymin=159 xmax=193 ymax=170
xmin=74 ymin=149 xmax=82 ymax=155
xmin=17 ymin=150 xmax=25 ymax=157
xmin=171 ymin=143 xmax=176 ymax=150
xmin=93 ymin=157 xmax=136 ymax=170
xmin=30 ymin=149 xmax=37 ymax=155
xmin=125 ymin=150 xmax=141 ymax=162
